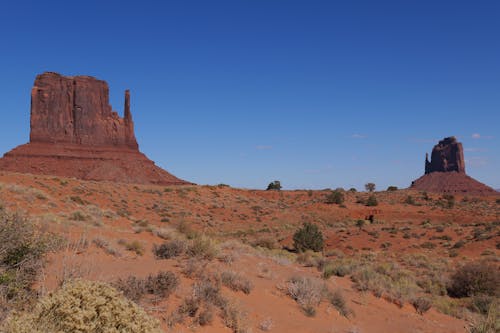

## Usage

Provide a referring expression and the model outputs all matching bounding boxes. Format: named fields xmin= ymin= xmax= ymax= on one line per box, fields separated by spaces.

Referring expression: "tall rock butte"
xmin=411 ymin=136 xmax=495 ymax=195
xmin=0 ymin=72 xmax=189 ymax=185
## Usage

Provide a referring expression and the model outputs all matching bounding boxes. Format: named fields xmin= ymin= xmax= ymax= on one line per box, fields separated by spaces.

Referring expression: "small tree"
xmin=325 ymin=190 xmax=344 ymax=205
xmin=293 ymin=222 xmax=324 ymax=252
xmin=365 ymin=183 xmax=376 ymax=192
xmin=387 ymin=186 xmax=398 ymax=191
xmin=266 ymin=181 xmax=282 ymax=191
xmin=366 ymin=195 xmax=378 ymax=207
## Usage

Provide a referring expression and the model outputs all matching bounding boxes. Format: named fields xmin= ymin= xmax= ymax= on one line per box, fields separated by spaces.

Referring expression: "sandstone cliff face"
xmin=412 ymin=137 xmax=495 ymax=196
xmin=30 ymin=72 xmax=137 ymax=149
xmin=424 ymin=136 xmax=465 ymax=174
xmin=0 ymin=72 xmax=188 ymax=186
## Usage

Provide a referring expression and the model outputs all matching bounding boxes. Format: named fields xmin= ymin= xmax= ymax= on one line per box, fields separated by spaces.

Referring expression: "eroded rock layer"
xmin=0 ymin=72 xmax=188 ymax=185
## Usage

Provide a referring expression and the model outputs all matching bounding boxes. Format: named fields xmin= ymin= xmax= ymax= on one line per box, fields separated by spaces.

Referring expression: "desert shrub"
xmin=365 ymin=195 xmax=378 ymax=207
xmin=153 ymin=239 xmax=186 ymax=259
xmin=0 ymin=211 xmax=50 ymax=319
xmin=2 ymin=279 xmax=161 ymax=333
xmin=193 ymin=278 xmax=227 ymax=308
xmin=387 ymin=186 xmax=398 ymax=191
xmin=220 ymin=271 xmax=253 ymax=294
xmin=325 ymin=190 xmax=344 ymax=205
xmin=365 ymin=183 xmax=376 ymax=192
xmin=266 ymin=181 xmax=282 ymax=191
xmin=187 ymin=235 xmax=219 ymax=260
xmin=220 ymin=301 xmax=248 ymax=333
xmin=411 ymin=297 xmax=432 ymax=315
xmin=69 ymin=210 xmax=87 ymax=221
xmin=405 ymin=195 xmax=416 ymax=205
xmin=329 ymin=289 xmax=352 ymax=317
xmin=145 ymin=271 xmax=179 ymax=298
xmin=286 ymin=276 xmax=326 ymax=316
xmin=293 ymin=222 xmax=324 ymax=252
xmin=115 ymin=271 xmax=179 ymax=302
xmin=469 ymin=295 xmax=495 ymax=315
xmin=447 ymin=262 xmax=499 ymax=298
xmin=323 ymin=263 xmax=352 ymax=278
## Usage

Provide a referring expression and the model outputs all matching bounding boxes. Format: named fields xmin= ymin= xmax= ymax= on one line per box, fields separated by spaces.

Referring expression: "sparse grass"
xmin=220 ymin=271 xmax=253 ymax=294
xmin=118 ymin=239 xmax=145 ymax=256
xmin=92 ymin=237 xmax=120 ymax=256
xmin=329 ymin=289 xmax=352 ymax=317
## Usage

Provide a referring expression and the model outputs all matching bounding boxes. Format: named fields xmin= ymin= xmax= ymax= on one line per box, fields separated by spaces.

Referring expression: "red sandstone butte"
xmin=0 ymin=72 xmax=189 ymax=185
xmin=411 ymin=136 xmax=496 ymax=195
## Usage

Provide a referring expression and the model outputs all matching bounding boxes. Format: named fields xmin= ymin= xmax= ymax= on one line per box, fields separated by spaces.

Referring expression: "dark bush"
xmin=447 ymin=262 xmax=499 ymax=298
xmin=365 ymin=183 xmax=376 ymax=192
xmin=293 ymin=222 xmax=324 ymax=252
xmin=325 ymin=190 xmax=344 ymax=205
xmin=153 ymin=239 xmax=186 ymax=259
xmin=387 ymin=186 xmax=398 ymax=191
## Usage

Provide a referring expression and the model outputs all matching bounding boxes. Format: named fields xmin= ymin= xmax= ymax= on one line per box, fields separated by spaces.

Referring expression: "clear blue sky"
xmin=0 ymin=1 xmax=498 ymax=190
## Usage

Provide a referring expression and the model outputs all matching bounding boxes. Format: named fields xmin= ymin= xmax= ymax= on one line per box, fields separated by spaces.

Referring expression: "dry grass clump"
xmin=220 ymin=271 xmax=253 ymax=294
xmin=118 ymin=239 xmax=145 ymax=256
xmin=114 ymin=271 xmax=179 ymax=302
xmin=411 ymin=297 xmax=432 ymax=315
xmin=329 ymin=289 xmax=353 ymax=317
xmin=2 ymin=279 xmax=161 ymax=333
xmin=187 ymin=235 xmax=219 ymax=260
xmin=286 ymin=276 xmax=327 ymax=316
xmin=468 ymin=301 xmax=499 ymax=333
xmin=169 ymin=277 xmax=248 ymax=332
xmin=92 ymin=237 xmax=120 ymax=256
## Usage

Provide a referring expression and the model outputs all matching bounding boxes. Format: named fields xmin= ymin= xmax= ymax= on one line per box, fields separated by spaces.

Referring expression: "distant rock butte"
xmin=412 ymin=136 xmax=495 ymax=195
xmin=425 ymin=136 xmax=465 ymax=174
xmin=0 ymin=72 xmax=189 ymax=185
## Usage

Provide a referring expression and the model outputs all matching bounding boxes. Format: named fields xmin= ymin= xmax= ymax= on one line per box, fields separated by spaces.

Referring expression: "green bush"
xmin=366 ymin=195 xmax=378 ymax=207
xmin=293 ymin=222 xmax=324 ymax=252
xmin=2 ymin=279 xmax=161 ymax=333
xmin=266 ymin=181 xmax=282 ymax=191
xmin=386 ymin=186 xmax=398 ymax=191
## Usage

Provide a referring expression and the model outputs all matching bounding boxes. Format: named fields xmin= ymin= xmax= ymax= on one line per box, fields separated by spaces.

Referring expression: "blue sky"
xmin=0 ymin=1 xmax=498 ymax=190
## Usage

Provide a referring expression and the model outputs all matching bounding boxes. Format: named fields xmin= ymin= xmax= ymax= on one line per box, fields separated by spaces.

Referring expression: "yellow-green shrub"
xmin=2 ymin=279 xmax=161 ymax=333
